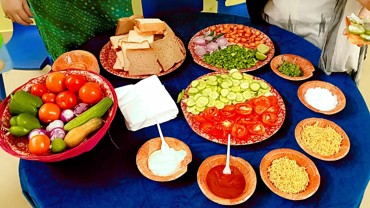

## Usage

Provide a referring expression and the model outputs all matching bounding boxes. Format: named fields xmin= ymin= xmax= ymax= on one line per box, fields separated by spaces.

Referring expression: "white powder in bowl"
xmin=304 ymin=87 xmax=338 ymax=111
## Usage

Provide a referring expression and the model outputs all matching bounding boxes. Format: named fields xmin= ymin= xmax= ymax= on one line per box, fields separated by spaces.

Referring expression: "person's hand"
xmin=0 ymin=0 xmax=33 ymax=25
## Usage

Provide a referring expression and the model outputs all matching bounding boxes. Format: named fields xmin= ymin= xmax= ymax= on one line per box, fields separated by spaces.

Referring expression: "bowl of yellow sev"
xmin=260 ymin=148 xmax=320 ymax=200
xmin=295 ymin=118 xmax=350 ymax=161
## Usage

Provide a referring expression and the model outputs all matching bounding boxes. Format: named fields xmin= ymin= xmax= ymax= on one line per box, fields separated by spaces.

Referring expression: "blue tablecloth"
xmin=19 ymin=13 xmax=370 ymax=208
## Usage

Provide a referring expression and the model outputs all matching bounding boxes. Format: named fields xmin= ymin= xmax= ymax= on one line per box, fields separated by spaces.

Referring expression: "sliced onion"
xmin=74 ymin=103 xmax=89 ymax=116
xmin=193 ymin=36 xmax=206 ymax=45
xmin=216 ymin=37 xmax=228 ymax=46
xmin=194 ymin=46 xmax=207 ymax=56
xmin=28 ymin=128 xmax=48 ymax=140
xmin=49 ymin=127 xmax=66 ymax=141
xmin=60 ymin=109 xmax=75 ymax=123
xmin=204 ymin=36 xmax=213 ymax=41
xmin=206 ymin=42 xmax=219 ymax=51
xmin=46 ymin=120 xmax=64 ymax=132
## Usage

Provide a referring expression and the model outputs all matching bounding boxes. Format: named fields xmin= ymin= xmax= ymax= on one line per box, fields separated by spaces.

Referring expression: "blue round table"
xmin=19 ymin=13 xmax=370 ymax=208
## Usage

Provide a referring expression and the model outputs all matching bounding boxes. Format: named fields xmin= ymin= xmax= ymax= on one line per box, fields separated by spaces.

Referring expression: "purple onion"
xmin=74 ymin=103 xmax=89 ymax=115
xmin=194 ymin=46 xmax=207 ymax=56
xmin=206 ymin=42 xmax=219 ymax=51
xmin=193 ymin=36 xmax=206 ymax=45
xmin=46 ymin=120 xmax=64 ymax=132
xmin=216 ymin=36 xmax=228 ymax=46
xmin=28 ymin=128 xmax=48 ymax=140
xmin=49 ymin=127 xmax=66 ymax=141
xmin=204 ymin=35 xmax=213 ymax=41
xmin=60 ymin=109 xmax=75 ymax=123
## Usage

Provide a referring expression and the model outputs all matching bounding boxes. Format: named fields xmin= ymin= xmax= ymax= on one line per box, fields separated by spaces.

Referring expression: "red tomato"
xmin=200 ymin=122 xmax=213 ymax=134
xmin=45 ymin=72 xmax=66 ymax=93
xmin=235 ymin=103 xmax=253 ymax=115
xmin=30 ymin=83 xmax=48 ymax=97
xmin=203 ymin=106 xmax=221 ymax=123
xmin=41 ymin=92 xmax=56 ymax=103
xmin=267 ymin=95 xmax=278 ymax=105
xmin=65 ymin=74 xmax=87 ymax=93
xmin=78 ymin=82 xmax=102 ymax=104
xmin=193 ymin=115 xmax=207 ymax=124
xmin=56 ymin=91 xmax=78 ymax=109
xmin=253 ymin=96 xmax=270 ymax=108
xmin=254 ymin=105 xmax=267 ymax=115
xmin=231 ymin=124 xmax=248 ymax=139
xmin=236 ymin=114 xmax=259 ymax=125
xmin=38 ymin=103 xmax=61 ymax=123
xmin=210 ymin=124 xmax=227 ymax=138
xmin=248 ymin=122 xmax=266 ymax=135
xmin=220 ymin=105 xmax=236 ymax=118
xmin=262 ymin=112 xmax=278 ymax=125
xmin=266 ymin=106 xmax=279 ymax=114
xmin=29 ymin=134 xmax=50 ymax=155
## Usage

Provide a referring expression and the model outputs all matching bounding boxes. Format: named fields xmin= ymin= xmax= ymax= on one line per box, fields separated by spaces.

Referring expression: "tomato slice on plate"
xmin=200 ymin=122 xmax=213 ymax=134
xmin=248 ymin=122 xmax=266 ymax=135
xmin=254 ymin=105 xmax=267 ymax=115
xmin=267 ymin=95 xmax=278 ymax=105
xmin=220 ymin=105 xmax=236 ymax=118
xmin=236 ymin=113 xmax=259 ymax=125
xmin=235 ymin=103 xmax=253 ymax=115
xmin=262 ymin=112 xmax=278 ymax=125
xmin=210 ymin=124 xmax=227 ymax=138
xmin=231 ymin=124 xmax=248 ymax=139
xmin=253 ymin=96 xmax=270 ymax=108
xmin=203 ymin=106 xmax=221 ymax=122
xmin=266 ymin=106 xmax=279 ymax=114
xmin=193 ymin=115 xmax=207 ymax=124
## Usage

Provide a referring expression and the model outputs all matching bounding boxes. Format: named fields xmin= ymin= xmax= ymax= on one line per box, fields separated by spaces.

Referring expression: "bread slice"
xmin=126 ymin=48 xmax=162 ymax=76
xmin=134 ymin=18 xmax=166 ymax=33
xmin=121 ymin=40 xmax=151 ymax=71
xmin=150 ymin=34 xmax=185 ymax=71
xmin=114 ymin=50 xmax=124 ymax=69
xmin=134 ymin=26 xmax=164 ymax=36
xmin=127 ymin=30 xmax=154 ymax=44
xmin=110 ymin=34 xmax=128 ymax=50
xmin=115 ymin=14 xmax=143 ymax=35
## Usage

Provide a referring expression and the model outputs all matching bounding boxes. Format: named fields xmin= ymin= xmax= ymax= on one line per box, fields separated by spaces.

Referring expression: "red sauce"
xmin=206 ymin=165 xmax=246 ymax=199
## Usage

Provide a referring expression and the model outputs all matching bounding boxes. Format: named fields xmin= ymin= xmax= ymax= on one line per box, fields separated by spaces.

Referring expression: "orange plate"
xmin=99 ymin=36 xmax=186 ymax=79
xmin=0 ymin=70 xmax=117 ymax=162
xmin=188 ymin=24 xmax=275 ymax=72
xmin=295 ymin=118 xmax=350 ymax=161
xmin=181 ymin=72 xmax=286 ymax=145
xmin=270 ymin=54 xmax=315 ymax=81
xmin=197 ymin=154 xmax=257 ymax=205
xmin=52 ymin=50 xmax=100 ymax=74
xmin=136 ymin=137 xmax=192 ymax=182
xmin=297 ymin=80 xmax=346 ymax=115
xmin=260 ymin=148 xmax=320 ymax=200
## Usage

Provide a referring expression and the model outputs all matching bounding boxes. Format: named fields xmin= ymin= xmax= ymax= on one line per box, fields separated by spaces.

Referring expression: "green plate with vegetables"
xmin=188 ymin=24 xmax=275 ymax=73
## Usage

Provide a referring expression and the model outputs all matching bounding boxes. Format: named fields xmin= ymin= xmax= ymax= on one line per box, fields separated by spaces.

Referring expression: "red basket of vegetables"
xmin=0 ymin=70 xmax=118 ymax=162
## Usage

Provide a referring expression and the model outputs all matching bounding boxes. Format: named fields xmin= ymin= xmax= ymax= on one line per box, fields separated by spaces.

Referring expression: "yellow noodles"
xmin=301 ymin=122 xmax=343 ymax=156
xmin=267 ymin=156 xmax=309 ymax=194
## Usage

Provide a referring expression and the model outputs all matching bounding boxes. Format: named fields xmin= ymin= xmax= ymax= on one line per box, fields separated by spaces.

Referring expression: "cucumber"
xmin=250 ymin=82 xmax=261 ymax=92
xmin=186 ymin=98 xmax=196 ymax=107
xmin=64 ymin=97 xmax=113 ymax=131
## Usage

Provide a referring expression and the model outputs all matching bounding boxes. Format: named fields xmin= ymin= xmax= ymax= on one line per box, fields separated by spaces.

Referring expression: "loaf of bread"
xmin=126 ymin=48 xmax=162 ymax=76
xmin=115 ymin=14 xmax=143 ymax=35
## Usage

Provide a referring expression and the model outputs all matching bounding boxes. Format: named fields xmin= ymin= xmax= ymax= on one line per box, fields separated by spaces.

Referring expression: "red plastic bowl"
xmin=0 ymin=70 xmax=118 ymax=162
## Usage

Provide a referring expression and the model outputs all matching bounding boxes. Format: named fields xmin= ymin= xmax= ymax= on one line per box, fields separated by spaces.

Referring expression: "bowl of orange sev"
xmin=260 ymin=148 xmax=320 ymax=200
xmin=295 ymin=118 xmax=350 ymax=161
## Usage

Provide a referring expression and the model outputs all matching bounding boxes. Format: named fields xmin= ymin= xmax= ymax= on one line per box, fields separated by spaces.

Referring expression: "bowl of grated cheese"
xmin=297 ymin=80 xmax=346 ymax=115
xmin=295 ymin=118 xmax=350 ymax=161
xmin=260 ymin=148 xmax=320 ymax=200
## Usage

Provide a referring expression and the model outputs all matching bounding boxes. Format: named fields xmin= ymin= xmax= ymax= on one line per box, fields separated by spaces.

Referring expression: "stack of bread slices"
xmin=110 ymin=15 xmax=186 ymax=76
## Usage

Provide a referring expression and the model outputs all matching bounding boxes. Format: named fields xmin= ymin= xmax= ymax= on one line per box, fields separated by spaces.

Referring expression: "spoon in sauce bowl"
xmin=223 ymin=134 xmax=231 ymax=174
xmin=155 ymin=114 xmax=169 ymax=153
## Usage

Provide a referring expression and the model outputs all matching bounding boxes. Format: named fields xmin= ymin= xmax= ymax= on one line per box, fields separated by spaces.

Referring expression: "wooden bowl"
xmin=52 ymin=50 xmax=100 ymax=74
xmin=260 ymin=148 xmax=320 ymax=200
xmin=297 ymin=80 xmax=346 ymax=115
xmin=136 ymin=137 xmax=192 ymax=182
xmin=270 ymin=54 xmax=315 ymax=81
xmin=197 ymin=154 xmax=257 ymax=205
xmin=295 ymin=118 xmax=350 ymax=161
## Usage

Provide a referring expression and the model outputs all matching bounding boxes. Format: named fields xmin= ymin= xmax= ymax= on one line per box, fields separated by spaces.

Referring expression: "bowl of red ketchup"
xmin=197 ymin=154 xmax=257 ymax=205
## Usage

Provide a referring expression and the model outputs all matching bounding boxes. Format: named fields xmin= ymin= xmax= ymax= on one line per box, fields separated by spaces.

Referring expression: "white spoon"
xmin=155 ymin=114 xmax=169 ymax=152
xmin=223 ymin=134 xmax=231 ymax=174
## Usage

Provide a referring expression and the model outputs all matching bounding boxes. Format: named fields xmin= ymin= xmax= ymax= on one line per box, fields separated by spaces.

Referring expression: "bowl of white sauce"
xmin=136 ymin=137 xmax=192 ymax=182
xmin=298 ymin=80 xmax=346 ymax=115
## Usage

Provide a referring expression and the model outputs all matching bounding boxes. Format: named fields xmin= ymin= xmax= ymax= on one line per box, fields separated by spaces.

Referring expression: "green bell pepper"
xmin=9 ymin=113 xmax=41 ymax=137
xmin=9 ymin=90 xmax=43 ymax=116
